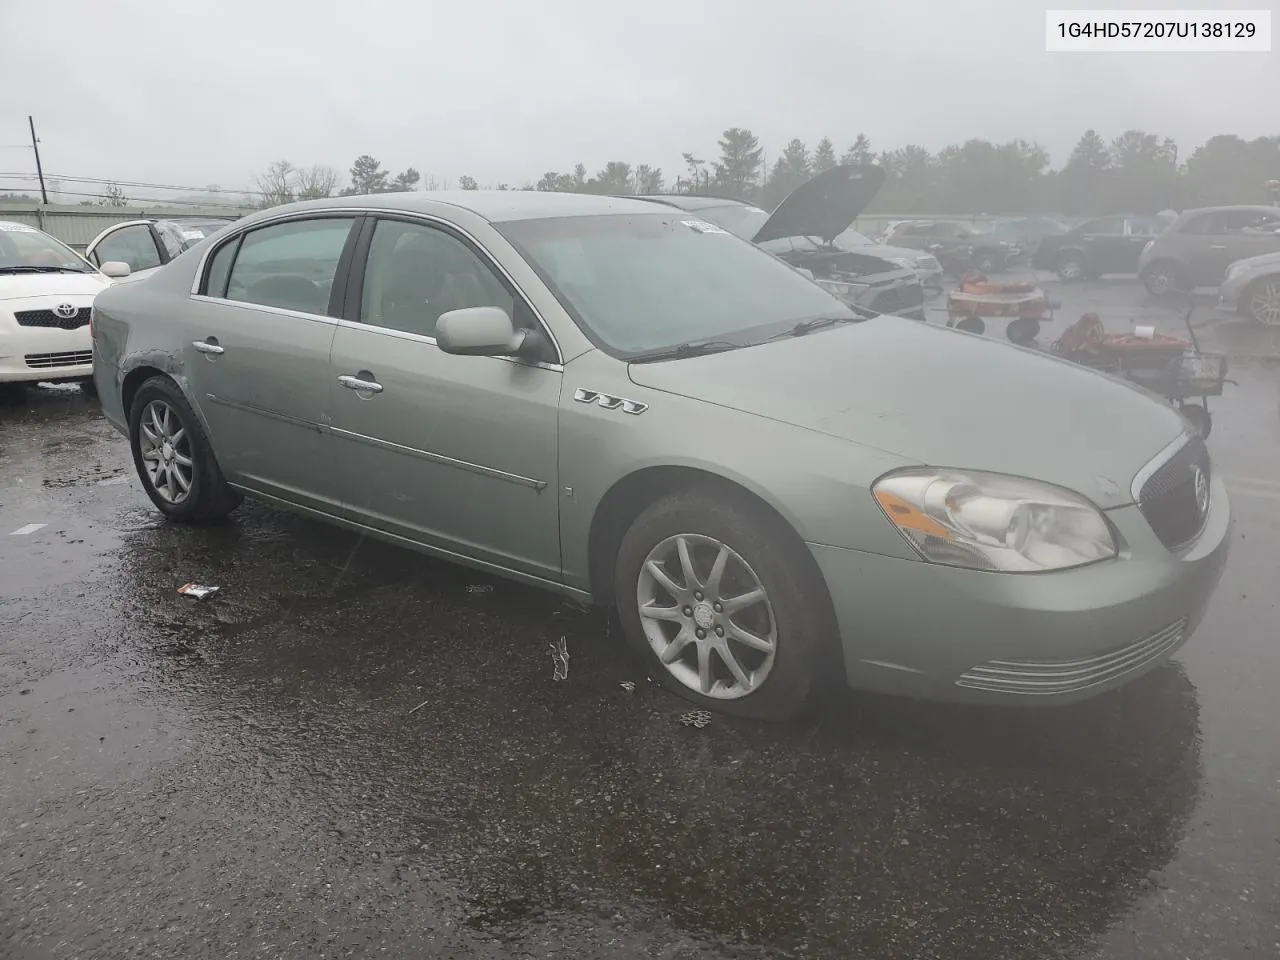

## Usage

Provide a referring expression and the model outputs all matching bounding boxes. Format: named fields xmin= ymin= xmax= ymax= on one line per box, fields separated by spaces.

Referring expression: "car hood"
xmin=1231 ymin=249 xmax=1280 ymax=270
xmin=752 ymin=165 xmax=886 ymax=246
xmin=850 ymin=241 xmax=935 ymax=262
xmin=627 ymin=319 xmax=1186 ymax=509
xmin=0 ymin=272 xmax=110 ymax=301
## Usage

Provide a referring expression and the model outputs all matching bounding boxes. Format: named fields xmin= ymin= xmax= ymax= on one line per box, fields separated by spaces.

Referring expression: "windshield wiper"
xmin=760 ymin=313 xmax=867 ymax=343
xmin=627 ymin=339 xmax=741 ymax=363
xmin=0 ymin=265 xmax=90 ymax=274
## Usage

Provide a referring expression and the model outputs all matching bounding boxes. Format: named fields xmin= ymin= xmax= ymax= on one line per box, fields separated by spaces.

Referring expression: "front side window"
xmin=1083 ymin=217 xmax=1125 ymax=235
xmin=0 ymin=223 xmax=93 ymax=273
xmin=94 ymin=225 xmax=163 ymax=272
xmin=498 ymin=212 xmax=855 ymax=356
xmin=358 ymin=219 xmax=515 ymax=338
xmin=224 ymin=217 xmax=355 ymax=315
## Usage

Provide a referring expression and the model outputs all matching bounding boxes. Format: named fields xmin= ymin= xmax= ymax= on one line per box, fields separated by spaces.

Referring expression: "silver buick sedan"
xmin=91 ymin=192 xmax=1231 ymax=720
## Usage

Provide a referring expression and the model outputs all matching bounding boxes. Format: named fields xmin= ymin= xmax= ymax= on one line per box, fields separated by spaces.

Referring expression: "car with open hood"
xmin=91 ymin=190 xmax=1230 ymax=721
xmin=86 ymin=216 xmax=235 ymax=284
xmin=635 ymin=165 xmax=929 ymax=319
xmin=0 ymin=220 xmax=130 ymax=390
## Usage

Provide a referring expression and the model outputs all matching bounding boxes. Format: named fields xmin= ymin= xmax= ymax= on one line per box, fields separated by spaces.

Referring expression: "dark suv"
xmin=1137 ymin=205 xmax=1280 ymax=295
xmin=879 ymin=220 xmax=1018 ymax=275
xmin=1031 ymin=214 xmax=1170 ymax=281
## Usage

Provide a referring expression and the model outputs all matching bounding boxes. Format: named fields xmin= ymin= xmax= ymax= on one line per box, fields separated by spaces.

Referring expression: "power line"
xmin=0 ymin=184 xmax=253 ymax=209
xmin=0 ymin=171 xmax=264 ymax=196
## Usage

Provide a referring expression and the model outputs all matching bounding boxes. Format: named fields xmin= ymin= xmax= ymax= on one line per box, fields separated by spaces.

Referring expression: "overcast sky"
xmin=1 ymin=0 xmax=1275 ymax=200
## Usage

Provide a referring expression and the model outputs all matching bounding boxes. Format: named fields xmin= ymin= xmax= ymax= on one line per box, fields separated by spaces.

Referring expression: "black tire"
xmin=128 ymin=375 xmax=241 ymax=523
xmin=1006 ymin=317 xmax=1040 ymax=345
xmin=1180 ymin=403 xmax=1212 ymax=438
xmin=1242 ymin=276 xmax=1280 ymax=327
xmin=955 ymin=315 xmax=986 ymax=335
xmin=78 ymin=377 xmax=98 ymax=399
xmin=0 ymin=383 xmax=26 ymax=405
xmin=1056 ymin=250 xmax=1086 ymax=282
xmin=613 ymin=486 xmax=838 ymax=721
xmin=1141 ymin=261 xmax=1189 ymax=297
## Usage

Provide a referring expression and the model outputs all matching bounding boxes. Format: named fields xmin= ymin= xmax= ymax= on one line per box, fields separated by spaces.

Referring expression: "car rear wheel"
xmin=128 ymin=376 xmax=241 ymax=523
xmin=1141 ymin=261 xmax=1188 ymax=297
xmin=1055 ymin=251 xmax=1086 ymax=281
xmin=1243 ymin=277 xmax=1280 ymax=327
xmin=613 ymin=487 xmax=836 ymax=721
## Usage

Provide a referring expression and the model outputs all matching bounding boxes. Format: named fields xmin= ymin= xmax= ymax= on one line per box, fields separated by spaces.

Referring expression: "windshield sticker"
xmin=681 ymin=219 xmax=729 ymax=235
xmin=181 ymin=230 xmax=205 ymax=241
xmin=0 ymin=222 xmax=39 ymax=233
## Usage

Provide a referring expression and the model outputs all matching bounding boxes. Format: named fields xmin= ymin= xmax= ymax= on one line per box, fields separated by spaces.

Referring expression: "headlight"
xmin=872 ymin=468 xmax=1117 ymax=572
xmin=816 ymin=278 xmax=869 ymax=300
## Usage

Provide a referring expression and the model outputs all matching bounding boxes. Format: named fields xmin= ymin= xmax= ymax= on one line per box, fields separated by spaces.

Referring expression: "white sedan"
xmin=86 ymin=217 xmax=234 ymax=284
xmin=0 ymin=220 xmax=129 ymax=390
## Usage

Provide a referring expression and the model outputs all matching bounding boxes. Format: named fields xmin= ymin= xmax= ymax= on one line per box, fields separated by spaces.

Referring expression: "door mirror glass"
xmin=435 ymin=306 xmax=528 ymax=356
xmin=100 ymin=260 xmax=132 ymax=278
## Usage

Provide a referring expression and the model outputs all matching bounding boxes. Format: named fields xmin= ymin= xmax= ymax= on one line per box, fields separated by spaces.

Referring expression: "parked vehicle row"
xmin=86 ymin=188 xmax=1231 ymax=721
xmin=86 ymin=216 xmax=235 ymax=283
xmin=0 ymin=220 xmax=130 ymax=390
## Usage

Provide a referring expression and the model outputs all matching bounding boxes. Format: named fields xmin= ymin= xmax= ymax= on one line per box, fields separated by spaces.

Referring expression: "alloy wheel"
xmin=636 ymin=533 xmax=777 ymax=699
xmin=138 ymin=400 xmax=194 ymax=504
xmin=1249 ymin=281 xmax=1280 ymax=327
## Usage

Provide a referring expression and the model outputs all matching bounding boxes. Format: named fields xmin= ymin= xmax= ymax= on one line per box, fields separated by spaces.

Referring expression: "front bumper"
xmin=808 ymin=475 xmax=1232 ymax=705
xmin=0 ymin=326 xmax=93 ymax=383
xmin=1218 ymin=273 xmax=1250 ymax=310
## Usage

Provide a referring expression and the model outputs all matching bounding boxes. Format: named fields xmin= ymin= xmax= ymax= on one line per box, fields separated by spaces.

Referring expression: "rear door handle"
xmin=338 ymin=374 xmax=383 ymax=394
xmin=1209 ymin=244 xmax=1227 ymax=249
xmin=192 ymin=339 xmax=224 ymax=355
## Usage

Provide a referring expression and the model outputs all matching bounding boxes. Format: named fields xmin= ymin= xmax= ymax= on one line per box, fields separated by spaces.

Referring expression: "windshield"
xmin=0 ymin=222 xmax=93 ymax=273
xmin=498 ymin=212 xmax=856 ymax=356
xmin=686 ymin=203 xmax=770 ymax=241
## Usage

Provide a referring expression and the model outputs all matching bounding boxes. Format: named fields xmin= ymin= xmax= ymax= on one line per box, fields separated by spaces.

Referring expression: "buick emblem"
xmin=1192 ymin=465 xmax=1209 ymax=516
xmin=53 ymin=303 xmax=78 ymax=319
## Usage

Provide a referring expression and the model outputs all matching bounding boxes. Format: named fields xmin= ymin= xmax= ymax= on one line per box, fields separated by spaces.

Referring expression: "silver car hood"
xmin=627 ymin=319 xmax=1186 ymax=509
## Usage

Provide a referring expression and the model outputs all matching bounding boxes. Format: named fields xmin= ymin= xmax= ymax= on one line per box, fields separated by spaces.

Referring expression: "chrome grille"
xmin=14 ymin=307 xmax=91 ymax=330
xmin=25 ymin=350 xmax=93 ymax=369
xmin=867 ymin=281 xmax=925 ymax=315
xmin=1137 ymin=436 xmax=1211 ymax=550
xmin=956 ymin=619 xmax=1187 ymax=696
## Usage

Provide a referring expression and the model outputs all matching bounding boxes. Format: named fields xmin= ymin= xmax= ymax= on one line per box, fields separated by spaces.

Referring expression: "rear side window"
xmin=203 ymin=237 xmax=240 ymax=298
xmin=1083 ymin=217 xmax=1125 ymax=235
xmin=222 ymin=217 xmax=355 ymax=315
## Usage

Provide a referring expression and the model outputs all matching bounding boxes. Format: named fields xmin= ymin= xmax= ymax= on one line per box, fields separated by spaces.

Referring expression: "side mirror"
xmin=100 ymin=260 xmax=132 ymax=279
xmin=435 ymin=306 xmax=529 ymax=357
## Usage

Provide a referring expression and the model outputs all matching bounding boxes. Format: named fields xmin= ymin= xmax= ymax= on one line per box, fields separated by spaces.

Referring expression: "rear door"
xmin=1123 ymin=217 xmax=1165 ymax=273
xmin=1076 ymin=217 xmax=1128 ymax=274
xmin=327 ymin=215 xmax=563 ymax=580
xmin=181 ymin=214 xmax=359 ymax=513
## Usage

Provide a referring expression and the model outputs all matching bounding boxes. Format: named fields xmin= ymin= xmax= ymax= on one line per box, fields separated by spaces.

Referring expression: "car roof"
xmin=1177 ymin=204 xmax=1280 ymax=216
xmin=242 ymin=190 xmax=665 ymax=225
xmin=632 ymin=194 xmax=752 ymax=212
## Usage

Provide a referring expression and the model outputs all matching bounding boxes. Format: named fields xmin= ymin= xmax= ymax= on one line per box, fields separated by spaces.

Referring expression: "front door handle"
xmin=1209 ymin=244 xmax=1227 ymax=249
xmin=193 ymin=339 xmax=224 ymax=355
xmin=338 ymin=374 xmax=383 ymax=394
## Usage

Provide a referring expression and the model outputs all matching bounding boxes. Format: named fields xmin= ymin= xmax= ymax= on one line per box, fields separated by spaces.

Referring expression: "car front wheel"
xmin=1055 ymin=251 xmax=1086 ymax=281
xmin=613 ymin=487 xmax=837 ymax=720
xmin=1244 ymin=277 xmax=1280 ymax=327
xmin=1141 ymin=261 xmax=1188 ymax=296
xmin=128 ymin=376 xmax=242 ymax=523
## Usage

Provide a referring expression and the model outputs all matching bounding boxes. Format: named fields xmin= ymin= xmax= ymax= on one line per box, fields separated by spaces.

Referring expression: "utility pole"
xmin=28 ymin=116 xmax=48 ymax=205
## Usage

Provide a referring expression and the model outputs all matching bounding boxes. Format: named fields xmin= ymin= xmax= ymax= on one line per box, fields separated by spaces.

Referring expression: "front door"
xmin=180 ymin=214 xmax=359 ymax=514
xmin=327 ymin=216 xmax=563 ymax=581
xmin=1078 ymin=217 xmax=1129 ymax=274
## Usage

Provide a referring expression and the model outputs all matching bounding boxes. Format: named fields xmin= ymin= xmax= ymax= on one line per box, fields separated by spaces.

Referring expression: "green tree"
xmin=812 ymin=137 xmax=837 ymax=173
xmin=680 ymin=152 xmax=710 ymax=194
xmin=345 ymin=155 xmax=390 ymax=195
xmin=1183 ymin=135 xmax=1280 ymax=206
xmin=390 ymin=168 xmax=421 ymax=192
xmin=876 ymin=145 xmax=938 ymax=211
xmin=713 ymin=127 xmax=763 ymax=200
xmin=633 ymin=164 xmax=664 ymax=194
xmin=841 ymin=134 xmax=874 ymax=167
xmin=589 ymin=162 xmax=633 ymax=195
xmin=458 ymin=175 xmax=479 ymax=191
xmin=764 ymin=139 xmax=811 ymax=207
xmin=1107 ymin=130 xmax=1179 ymax=213
xmin=1058 ymin=129 xmax=1111 ymax=215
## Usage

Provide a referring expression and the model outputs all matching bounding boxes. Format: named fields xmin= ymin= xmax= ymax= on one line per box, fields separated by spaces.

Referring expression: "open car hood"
xmin=751 ymin=164 xmax=886 ymax=246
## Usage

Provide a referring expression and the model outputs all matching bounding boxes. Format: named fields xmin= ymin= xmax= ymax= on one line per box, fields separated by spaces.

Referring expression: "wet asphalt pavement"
xmin=3 ymin=279 xmax=1279 ymax=959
